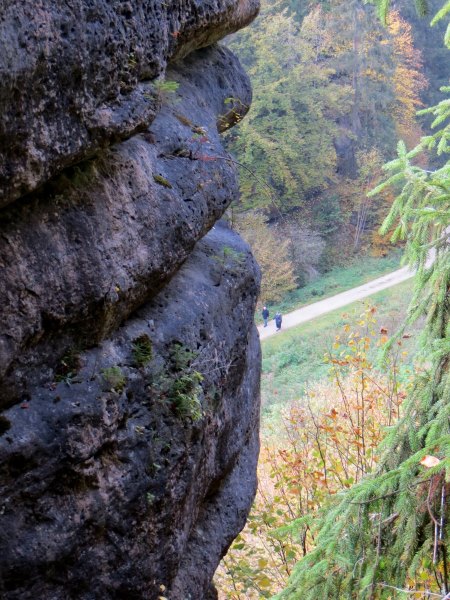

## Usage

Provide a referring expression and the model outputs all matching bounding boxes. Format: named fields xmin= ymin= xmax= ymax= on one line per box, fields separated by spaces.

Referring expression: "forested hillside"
xmin=216 ymin=0 xmax=449 ymax=598
xmin=224 ymin=0 xmax=447 ymax=302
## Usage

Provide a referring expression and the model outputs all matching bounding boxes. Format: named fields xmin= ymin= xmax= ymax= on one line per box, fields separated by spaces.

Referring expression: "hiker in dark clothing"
xmin=262 ymin=306 xmax=269 ymax=327
xmin=275 ymin=312 xmax=282 ymax=331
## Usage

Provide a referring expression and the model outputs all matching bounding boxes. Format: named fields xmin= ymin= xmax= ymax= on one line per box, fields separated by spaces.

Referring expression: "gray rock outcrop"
xmin=0 ymin=224 xmax=260 ymax=599
xmin=0 ymin=1 xmax=261 ymax=598
xmin=0 ymin=45 xmax=252 ymax=406
xmin=0 ymin=0 xmax=258 ymax=207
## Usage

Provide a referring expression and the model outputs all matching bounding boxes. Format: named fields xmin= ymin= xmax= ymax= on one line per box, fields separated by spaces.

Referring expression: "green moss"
xmin=169 ymin=370 xmax=203 ymax=421
xmin=154 ymin=80 xmax=179 ymax=95
xmin=153 ymin=344 xmax=204 ymax=421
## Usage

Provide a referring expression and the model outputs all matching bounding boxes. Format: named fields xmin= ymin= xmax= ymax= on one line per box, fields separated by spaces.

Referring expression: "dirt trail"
xmin=258 ymin=266 xmax=414 ymax=341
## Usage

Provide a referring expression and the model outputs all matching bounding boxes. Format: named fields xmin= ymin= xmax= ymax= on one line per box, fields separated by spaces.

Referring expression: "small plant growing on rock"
xmin=212 ymin=246 xmax=246 ymax=286
xmin=132 ymin=334 xmax=153 ymax=367
xmin=55 ymin=348 xmax=82 ymax=385
xmin=154 ymin=79 xmax=179 ymax=96
xmin=144 ymin=79 xmax=179 ymax=104
xmin=169 ymin=370 xmax=203 ymax=421
xmin=213 ymin=245 xmax=246 ymax=267
xmin=155 ymin=343 xmax=204 ymax=421
xmin=217 ymin=96 xmax=248 ymax=130
xmin=168 ymin=345 xmax=203 ymax=420
xmin=101 ymin=366 xmax=126 ymax=393
xmin=151 ymin=79 xmax=180 ymax=105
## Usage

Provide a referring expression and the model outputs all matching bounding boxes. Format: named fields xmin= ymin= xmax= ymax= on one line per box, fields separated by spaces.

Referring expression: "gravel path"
xmin=258 ymin=266 xmax=414 ymax=340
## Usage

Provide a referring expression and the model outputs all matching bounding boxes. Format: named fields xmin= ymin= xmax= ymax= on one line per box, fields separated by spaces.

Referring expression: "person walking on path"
xmin=262 ymin=305 xmax=269 ymax=327
xmin=275 ymin=312 xmax=282 ymax=331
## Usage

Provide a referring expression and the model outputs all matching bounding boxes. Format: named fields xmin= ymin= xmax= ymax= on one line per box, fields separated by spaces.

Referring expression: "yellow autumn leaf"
xmin=258 ymin=576 xmax=272 ymax=588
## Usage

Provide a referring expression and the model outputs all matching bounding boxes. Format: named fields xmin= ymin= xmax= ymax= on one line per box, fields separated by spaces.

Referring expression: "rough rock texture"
xmin=0 ymin=1 xmax=261 ymax=598
xmin=0 ymin=45 xmax=252 ymax=406
xmin=0 ymin=0 xmax=259 ymax=207
xmin=0 ymin=224 xmax=261 ymax=599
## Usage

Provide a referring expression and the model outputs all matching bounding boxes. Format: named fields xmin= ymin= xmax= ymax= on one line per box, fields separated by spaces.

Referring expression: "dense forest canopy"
xmin=224 ymin=0 xmax=448 ymax=301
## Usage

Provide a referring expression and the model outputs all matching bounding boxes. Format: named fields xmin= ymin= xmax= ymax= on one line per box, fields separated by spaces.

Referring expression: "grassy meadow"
xmin=261 ymin=278 xmax=420 ymax=424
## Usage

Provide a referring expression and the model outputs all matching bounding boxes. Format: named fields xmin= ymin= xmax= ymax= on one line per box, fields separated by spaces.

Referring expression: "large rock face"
xmin=0 ymin=224 xmax=260 ymax=599
xmin=0 ymin=0 xmax=259 ymax=207
xmin=0 ymin=45 xmax=252 ymax=406
xmin=0 ymin=1 xmax=260 ymax=598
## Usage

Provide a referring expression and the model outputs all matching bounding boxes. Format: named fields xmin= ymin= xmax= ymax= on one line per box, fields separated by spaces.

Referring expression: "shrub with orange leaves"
xmin=215 ymin=306 xmax=411 ymax=598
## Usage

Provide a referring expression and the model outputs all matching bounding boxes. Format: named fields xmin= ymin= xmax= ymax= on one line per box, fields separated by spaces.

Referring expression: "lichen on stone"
xmin=153 ymin=174 xmax=173 ymax=188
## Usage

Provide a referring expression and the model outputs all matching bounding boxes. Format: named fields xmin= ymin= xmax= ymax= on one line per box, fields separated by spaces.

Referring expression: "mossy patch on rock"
xmin=153 ymin=174 xmax=172 ymax=188
xmin=101 ymin=366 xmax=126 ymax=393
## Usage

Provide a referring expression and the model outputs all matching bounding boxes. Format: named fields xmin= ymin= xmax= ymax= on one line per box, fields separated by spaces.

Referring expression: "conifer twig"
xmin=349 ymin=477 xmax=430 ymax=504
xmin=427 ymin=478 xmax=441 ymax=564
xmin=378 ymin=583 xmax=441 ymax=597
xmin=369 ymin=512 xmax=383 ymax=599
xmin=439 ymin=484 xmax=449 ymax=593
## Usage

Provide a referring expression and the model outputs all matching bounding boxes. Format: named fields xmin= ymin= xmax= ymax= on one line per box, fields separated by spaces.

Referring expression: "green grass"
xmin=257 ymin=250 xmax=403 ymax=323
xmin=261 ymin=279 xmax=420 ymax=423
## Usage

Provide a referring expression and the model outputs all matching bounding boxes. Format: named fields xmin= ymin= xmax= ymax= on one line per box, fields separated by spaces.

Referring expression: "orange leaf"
xmin=420 ymin=455 xmax=441 ymax=468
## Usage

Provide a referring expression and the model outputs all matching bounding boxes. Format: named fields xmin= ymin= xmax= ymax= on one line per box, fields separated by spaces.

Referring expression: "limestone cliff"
xmin=0 ymin=2 xmax=261 ymax=598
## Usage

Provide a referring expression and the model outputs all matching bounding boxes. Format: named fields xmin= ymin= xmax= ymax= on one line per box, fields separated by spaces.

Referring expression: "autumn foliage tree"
xmin=226 ymin=0 xmax=430 ymax=268
xmin=388 ymin=9 xmax=428 ymax=148
xmin=225 ymin=5 xmax=351 ymax=211
xmin=236 ymin=212 xmax=296 ymax=303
